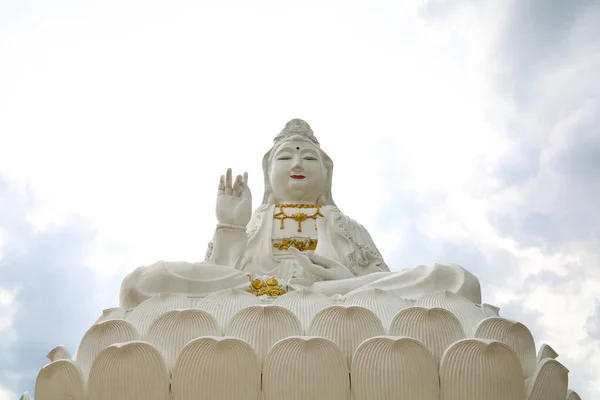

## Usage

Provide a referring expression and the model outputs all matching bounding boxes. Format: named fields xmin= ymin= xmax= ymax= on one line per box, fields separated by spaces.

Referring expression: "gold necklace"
xmin=273 ymin=204 xmax=324 ymax=232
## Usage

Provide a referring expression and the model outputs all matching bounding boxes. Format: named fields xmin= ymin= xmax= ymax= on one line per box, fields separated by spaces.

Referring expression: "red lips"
xmin=290 ymin=175 xmax=306 ymax=179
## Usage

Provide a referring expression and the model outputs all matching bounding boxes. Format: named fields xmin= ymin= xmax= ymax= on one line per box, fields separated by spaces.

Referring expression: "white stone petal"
xmin=171 ymin=336 xmax=261 ymax=400
xmin=351 ymin=336 xmax=439 ymax=400
xmin=537 ymin=343 xmax=559 ymax=363
xmin=262 ymin=336 xmax=349 ymax=400
xmin=196 ymin=288 xmax=260 ymax=332
xmin=567 ymin=389 xmax=582 ymax=400
xmin=95 ymin=307 xmax=128 ymax=323
xmin=308 ymin=305 xmax=385 ymax=366
xmin=76 ymin=319 xmax=139 ymax=382
xmin=19 ymin=392 xmax=32 ymax=400
xmin=415 ymin=290 xmax=486 ymax=335
xmin=343 ymin=288 xmax=411 ymax=329
xmin=389 ymin=306 xmax=466 ymax=367
xmin=34 ymin=359 xmax=85 ymax=400
xmin=46 ymin=345 xmax=71 ymax=362
xmin=273 ymin=288 xmax=335 ymax=331
xmin=146 ymin=309 xmax=220 ymax=372
xmin=475 ymin=317 xmax=537 ymax=379
xmin=482 ymin=303 xmax=501 ymax=317
xmin=87 ymin=341 xmax=169 ymax=400
xmin=526 ymin=358 xmax=569 ymax=400
xmin=226 ymin=305 xmax=303 ymax=362
xmin=440 ymin=338 xmax=526 ymax=400
xmin=126 ymin=293 xmax=191 ymax=336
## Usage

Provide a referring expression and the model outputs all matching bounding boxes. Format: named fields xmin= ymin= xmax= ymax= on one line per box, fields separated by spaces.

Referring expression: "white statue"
xmin=120 ymin=119 xmax=481 ymax=309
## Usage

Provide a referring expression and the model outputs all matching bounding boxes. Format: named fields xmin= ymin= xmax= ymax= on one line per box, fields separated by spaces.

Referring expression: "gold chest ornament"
xmin=272 ymin=204 xmax=323 ymax=252
xmin=273 ymin=203 xmax=324 ymax=232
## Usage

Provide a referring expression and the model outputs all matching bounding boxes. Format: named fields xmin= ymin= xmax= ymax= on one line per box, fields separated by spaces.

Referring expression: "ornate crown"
xmin=274 ymin=119 xmax=320 ymax=146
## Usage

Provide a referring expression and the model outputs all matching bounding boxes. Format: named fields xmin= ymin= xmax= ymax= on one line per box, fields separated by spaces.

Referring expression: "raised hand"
xmin=216 ymin=168 xmax=252 ymax=227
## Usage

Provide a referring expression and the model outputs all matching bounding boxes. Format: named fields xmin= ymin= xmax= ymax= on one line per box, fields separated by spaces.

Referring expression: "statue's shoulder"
xmin=326 ymin=206 xmax=370 ymax=239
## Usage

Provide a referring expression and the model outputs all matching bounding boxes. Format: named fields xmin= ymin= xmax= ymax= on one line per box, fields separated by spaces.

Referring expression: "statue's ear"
xmin=261 ymin=150 xmax=272 ymax=204
xmin=321 ymin=150 xmax=336 ymax=206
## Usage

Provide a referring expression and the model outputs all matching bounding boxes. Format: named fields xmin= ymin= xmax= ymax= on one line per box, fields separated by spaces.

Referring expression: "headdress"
xmin=273 ymin=119 xmax=320 ymax=146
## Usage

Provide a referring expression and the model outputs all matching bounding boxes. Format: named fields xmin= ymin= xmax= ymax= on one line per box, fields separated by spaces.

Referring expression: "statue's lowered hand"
xmin=289 ymin=247 xmax=354 ymax=281
xmin=216 ymin=168 xmax=252 ymax=227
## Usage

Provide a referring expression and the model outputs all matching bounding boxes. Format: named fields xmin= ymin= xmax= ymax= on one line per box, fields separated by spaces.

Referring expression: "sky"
xmin=0 ymin=0 xmax=599 ymax=398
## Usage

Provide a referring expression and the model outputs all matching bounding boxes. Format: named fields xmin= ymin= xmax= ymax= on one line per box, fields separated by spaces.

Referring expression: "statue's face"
xmin=269 ymin=140 xmax=327 ymax=202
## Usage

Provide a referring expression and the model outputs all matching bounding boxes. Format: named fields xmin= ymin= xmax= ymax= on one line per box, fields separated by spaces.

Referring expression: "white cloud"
xmin=0 ymin=386 xmax=15 ymax=400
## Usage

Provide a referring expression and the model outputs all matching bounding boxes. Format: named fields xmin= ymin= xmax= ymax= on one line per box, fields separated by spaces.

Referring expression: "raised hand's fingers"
xmin=218 ymin=175 xmax=225 ymax=194
xmin=240 ymin=171 xmax=252 ymax=201
xmin=233 ymin=175 xmax=242 ymax=197
xmin=225 ymin=168 xmax=233 ymax=195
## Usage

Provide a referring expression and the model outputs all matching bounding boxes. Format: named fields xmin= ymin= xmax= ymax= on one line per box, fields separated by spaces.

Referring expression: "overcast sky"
xmin=1 ymin=0 xmax=599 ymax=398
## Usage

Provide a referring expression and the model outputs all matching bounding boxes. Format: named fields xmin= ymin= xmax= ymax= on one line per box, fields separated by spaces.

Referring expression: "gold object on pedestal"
xmin=247 ymin=276 xmax=286 ymax=297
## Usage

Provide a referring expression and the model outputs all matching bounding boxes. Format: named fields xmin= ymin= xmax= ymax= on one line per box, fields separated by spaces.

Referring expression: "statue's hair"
xmin=261 ymin=120 xmax=335 ymax=206
xmin=273 ymin=118 xmax=320 ymax=146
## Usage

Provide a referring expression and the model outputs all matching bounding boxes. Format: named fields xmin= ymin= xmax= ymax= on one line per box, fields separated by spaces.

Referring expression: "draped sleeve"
xmin=328 ymin=207 xmax=389 ymax=276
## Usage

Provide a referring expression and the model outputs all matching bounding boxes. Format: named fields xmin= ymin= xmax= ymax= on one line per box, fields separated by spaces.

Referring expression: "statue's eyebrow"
xmin=274 ymin=146 xmax=293 ymax=156
xmin=299 ymin=148 xmax=319 ymax=156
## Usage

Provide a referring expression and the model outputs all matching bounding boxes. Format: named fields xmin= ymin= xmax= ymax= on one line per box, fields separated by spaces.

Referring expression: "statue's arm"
xmin=206 ymin=225 xmax=248 ymax=268
xmin=206 ymin=169 xmax=252 ymax=267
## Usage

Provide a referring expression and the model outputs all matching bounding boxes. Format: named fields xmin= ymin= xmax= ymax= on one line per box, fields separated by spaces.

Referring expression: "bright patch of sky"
xmin=1 ymin=0 xmax=599 ymax=397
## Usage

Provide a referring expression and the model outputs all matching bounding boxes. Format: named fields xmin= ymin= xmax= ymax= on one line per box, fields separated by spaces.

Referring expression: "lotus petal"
xmin=88 ymin=341 xmax=169 ymax=400
xmin=146 ymin=309 xmax=220 ymax=372
xmin=34 ymin=359 xmax=85 ymax=400
xmin=526 ymin=358 xmax=569 ymax=400
xmin=389 ymin=306 xmax=465 ymax=366
xmin=343 ymin=288 xmax=410 ymax=329
xmin=126 ymin=293 xmax=191 ymax=336
xmin=415 ymin=290 xmax=486 ymax=335
xmin=226 ymin=305 xmax=302 ymax=362
xmin=196 ymin=288 xmax=260 ymax=332
xmin=76 ymin=319 xmax=139 ymax=382
xmin=171 ymin=336 xmax=261 ymax=400
xmin=20 ymin=393 xmax=32 ymax=400
xmin=537 ymin=343 xmax=558 ymax=363
xmin=273 ymin=288 xmax=335 ymax=331
xmin=263 ymin=336 xmax=349 ymax=400
xmin=475 ymin=317 xmax=536 ymax=378
xmin=440 ymin=338 xmax=526 ymax=400
xmin=46 ymin=345 xmax=71 ymax=362
xmin=95 ymin=307 xmax=128 ymax=323
xmin=352 ymin=336 xmax=439 ymax=399
xmin=567 ymin=389 xmax=582 ymax=400
xmin=309 ymin=305 xmax=385 ymax=366
xmin=482 ymin=303 xmax=500 ymax=317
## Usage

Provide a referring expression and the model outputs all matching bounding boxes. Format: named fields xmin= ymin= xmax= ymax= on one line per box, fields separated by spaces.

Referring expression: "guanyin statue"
xmin=120 ymin=119 xmax=480 ymax=308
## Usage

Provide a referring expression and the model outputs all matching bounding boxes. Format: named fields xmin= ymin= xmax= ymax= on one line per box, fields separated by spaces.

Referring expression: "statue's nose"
xmin=291 ymin=156 xmax=303 ymax=172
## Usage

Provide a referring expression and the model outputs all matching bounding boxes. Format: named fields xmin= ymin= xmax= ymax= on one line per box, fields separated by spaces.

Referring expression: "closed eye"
xmin=303 ymin=156 xmax=318 ymax=161
xmin=277 ymin=156 xmax=292 ymax=160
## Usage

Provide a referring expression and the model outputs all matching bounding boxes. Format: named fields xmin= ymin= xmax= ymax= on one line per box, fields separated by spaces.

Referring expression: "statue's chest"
xmin=271 ymin=204 xmax=323 ymax=254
